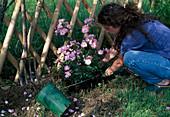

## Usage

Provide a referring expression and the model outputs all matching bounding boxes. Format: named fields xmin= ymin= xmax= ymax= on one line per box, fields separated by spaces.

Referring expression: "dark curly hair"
xmin=98 ymin=2 xmax=156 ymax=51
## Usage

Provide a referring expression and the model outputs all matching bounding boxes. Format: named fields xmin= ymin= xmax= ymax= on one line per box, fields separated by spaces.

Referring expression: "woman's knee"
xmin=123 ymin=50 xmax=137 ymax=67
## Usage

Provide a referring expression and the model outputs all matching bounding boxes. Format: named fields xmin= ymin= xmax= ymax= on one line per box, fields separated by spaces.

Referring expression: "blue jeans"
xmin=123 ymin=50 xmax=170 ymax=84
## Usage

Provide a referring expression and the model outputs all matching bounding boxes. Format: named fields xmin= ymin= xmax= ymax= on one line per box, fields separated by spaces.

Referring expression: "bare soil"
xmin=0 ymin=73 xmax=126 ymax=117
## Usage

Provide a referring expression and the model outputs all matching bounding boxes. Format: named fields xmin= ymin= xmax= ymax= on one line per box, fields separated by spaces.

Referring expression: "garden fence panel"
xmin=15 ymin=2 xmax=48 ymax=81
xmin=3 ymin=13 xmax=49 ymax=81
xmin=0 ymin=0 xmax=149 ymax=83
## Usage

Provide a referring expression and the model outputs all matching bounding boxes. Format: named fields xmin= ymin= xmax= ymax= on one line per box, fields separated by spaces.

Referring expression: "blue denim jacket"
xmin=121 ymin=20 xmax=170 ymax=60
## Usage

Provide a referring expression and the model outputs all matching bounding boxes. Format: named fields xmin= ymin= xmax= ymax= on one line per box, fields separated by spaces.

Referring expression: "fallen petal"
xmin=74 ymin=111 xmax=77 ymax=115
xmin=0 ymin=114 xmax=5 ymax=116
xmin=68 ymin=109 xmax=74 ymax=113
xmin=22 ymin=107 xmax=25 ymax=110
xmin=75 ymin=107 xmax=79 ymax=110
xmin=5 ymin=100 xmax=8 ymax=104
xmin=81 ymin=113 xmax=85 ymax=116
xmin=64 ymin=113 xmax=68 ymax=116
xmin=12 ymin=113 xmax=17 ymax=116
xmin=8 ymin=109 xmax=14 ymax=113
xmin=28 ymin=94 xmax=32 ymax=97
xmin=73 ymin=98 xmax=77 ymax=102
xmin=24 ymin=92 xmax=27 ymax=95
xmin=37 ymin=107 xmax=41 ymax=111
xmin=166 ymin=107 xmax=170 ymax=110
xmin=27 ymin=107 xmax=30 ymax=110
xmin=1 ymin=110 xmax=5 ymax=114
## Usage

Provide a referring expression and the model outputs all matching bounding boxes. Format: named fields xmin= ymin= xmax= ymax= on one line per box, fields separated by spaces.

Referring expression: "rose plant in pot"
xmin=52 ymin=18 xmax=109 ymax=87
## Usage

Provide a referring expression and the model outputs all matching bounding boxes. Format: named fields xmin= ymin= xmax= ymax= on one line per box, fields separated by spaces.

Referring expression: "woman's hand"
xmin=102 ymin=67 xmax=114 ymax=77
xmin=102 ymin=47 xmax=118 ymax=62
xmin=102 ymin=55 xmax=124 ymax=77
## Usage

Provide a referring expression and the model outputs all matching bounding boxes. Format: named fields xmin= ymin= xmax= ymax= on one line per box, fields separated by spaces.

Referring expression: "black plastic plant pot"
xmin=36 ymin=82 xmax=71 ymax=117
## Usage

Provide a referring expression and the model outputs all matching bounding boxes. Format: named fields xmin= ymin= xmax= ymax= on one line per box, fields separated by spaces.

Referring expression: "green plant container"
xmin=36 ymin=82 xmax=71 ymax=117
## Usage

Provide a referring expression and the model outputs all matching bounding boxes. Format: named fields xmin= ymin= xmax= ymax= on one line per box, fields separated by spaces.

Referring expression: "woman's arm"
xmin=102 ymin=46 xmax=118 ymax=62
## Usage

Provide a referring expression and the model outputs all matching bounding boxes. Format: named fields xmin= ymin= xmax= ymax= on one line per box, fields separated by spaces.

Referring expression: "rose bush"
xmin=53 ymin=18 xmax=109 ymax=85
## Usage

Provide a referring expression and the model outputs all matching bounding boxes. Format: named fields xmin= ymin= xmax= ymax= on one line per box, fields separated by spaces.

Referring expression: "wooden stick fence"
xmin=0 ymin=0 xmax=21 ymax=75
xmin=0 ymin=0 xmax=151 ymax=83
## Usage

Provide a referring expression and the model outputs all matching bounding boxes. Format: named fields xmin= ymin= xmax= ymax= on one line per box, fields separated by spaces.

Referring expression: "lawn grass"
xmin=75 ymin=73 xmax=170 ymax=116
xmin=116 ymin=78 xmax=170 ymax=117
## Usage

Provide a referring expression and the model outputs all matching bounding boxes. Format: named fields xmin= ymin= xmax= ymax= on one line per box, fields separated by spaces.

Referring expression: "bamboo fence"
xmin=0 ymin=0 xmax=152 ymax=83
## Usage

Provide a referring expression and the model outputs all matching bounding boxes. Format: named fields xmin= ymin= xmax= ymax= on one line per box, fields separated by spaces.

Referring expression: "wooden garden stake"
xmin=99 ymin=0 xmax=105 ymax=5
xmin=0 ymin=0 xmax=8 ymax=34
xmin=63 ymin=0 xmax=83 ymax=28
xmin=27 ymin=0 xmax=44 ymax=51
xmin=41 ymin=0 xmax=53 ymax=19
xmin=83 ymin=0 xmax=98 ymax=38
xmin=0 ymin=0 xmax=21 ymax=75
xmin=0 ymin=42 xmax=18 ymax=72
xmin=67 ymin=0 xmax=82 ymax=38
xmin=124 ymin=0 xmax=129 ymax=6
xmin=89 ymin=0 xmax=98 ymax=25
xmin=110 ymin=0 xmax=115 ymax=3
xmin=133 ymin=0 xmax=138 ymax=4
xmin=117 ymin=0 xmax=124 ymax=5
xmin=149 ymin=0 xmax=155 ymax=12
xmin=97 ymin=0 xmax=106 ymax=50
xmin=37 ymin=0 xmax=64 ymax=77
xmin=138 ymin=0 xmax=143 ymax=12
xmin=21 ymin=0 xmax=27 ymax=57
xmin=18 ymin=0 xmax=29 ymax=84
xmin=97 ymin=28 xmax=105 ymax=50
xmin=90 ymin=0 xmax=98 ymax=19
xmin=82 ymin=0 xmax=91 ymax=15
xmin=36 ymin=1 xmax=60 ymax=57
